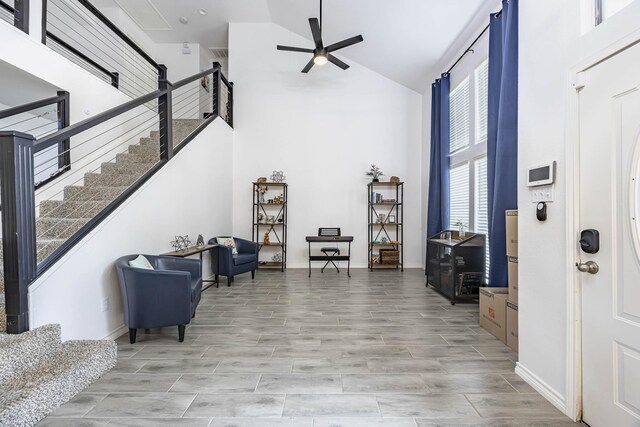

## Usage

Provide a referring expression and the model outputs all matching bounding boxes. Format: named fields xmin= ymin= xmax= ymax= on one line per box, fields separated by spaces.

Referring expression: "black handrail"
xmin=0 ymin=0 xmax=13 ymax=12
xmin=0 ymin=94 xmax=65 ymax=120
xmin=35 ymin=89 xmax=163 ymax=153
xmin=46 ymin=31 xmax=119 ymax=88
xmin=172 ymin=68 xmax=219 ymax=90
xmin=76 ymin=0 xmax=161 ymax=72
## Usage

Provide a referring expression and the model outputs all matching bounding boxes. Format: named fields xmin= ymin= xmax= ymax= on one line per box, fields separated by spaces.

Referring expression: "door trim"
xmin=566 ymin=28 xmax=640 ymax=423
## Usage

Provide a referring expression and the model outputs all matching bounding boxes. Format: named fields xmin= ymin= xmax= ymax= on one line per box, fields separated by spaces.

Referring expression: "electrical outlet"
xmin=101 ymin=297 xmax=109 ymax=312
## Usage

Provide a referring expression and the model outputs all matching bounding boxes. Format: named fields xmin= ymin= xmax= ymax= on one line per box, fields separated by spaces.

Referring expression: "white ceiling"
xmin=92 ymin=0 xmax=493 ymax=92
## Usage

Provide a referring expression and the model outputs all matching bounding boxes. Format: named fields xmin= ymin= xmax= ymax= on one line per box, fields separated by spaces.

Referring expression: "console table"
xmin=306 ymin=235 xmax=353 ymax=278
xmin=161 ymin=244 xmax=218 ymax=290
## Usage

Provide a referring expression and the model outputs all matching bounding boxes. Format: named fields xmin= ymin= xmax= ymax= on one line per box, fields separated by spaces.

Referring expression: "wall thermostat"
xmin=527 ymin=161 xmax=556 ymax=187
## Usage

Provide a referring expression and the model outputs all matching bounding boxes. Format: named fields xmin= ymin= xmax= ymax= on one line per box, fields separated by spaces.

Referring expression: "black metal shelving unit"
xmin=368 ymin=181 xmax=404 ymax=271
xmin=252 ymin=182 xmax=288 ymax=271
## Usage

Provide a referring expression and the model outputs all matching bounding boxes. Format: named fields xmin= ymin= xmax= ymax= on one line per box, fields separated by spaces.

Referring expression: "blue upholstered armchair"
xmin=208 ymin=237 xmax=258 ymax=286
xmin=115 ymin=255 xmax=202 ymax=343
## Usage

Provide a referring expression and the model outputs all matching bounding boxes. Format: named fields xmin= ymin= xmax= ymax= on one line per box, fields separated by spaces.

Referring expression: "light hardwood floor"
xmin=39 ymin=268 xmax=579 ymax=426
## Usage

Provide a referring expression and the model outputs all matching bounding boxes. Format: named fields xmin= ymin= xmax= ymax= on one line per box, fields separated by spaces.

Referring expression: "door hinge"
xmin=572 ymin=72 xmax=587 ymax=91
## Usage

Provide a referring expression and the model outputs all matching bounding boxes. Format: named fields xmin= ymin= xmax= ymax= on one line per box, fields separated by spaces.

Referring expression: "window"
xmin=449 ymin=163 xmax=470 ymax=229
xmin=449 ymin=77 xmax=470 ymax=154
xmin=449 ymin=59 xmax=490 ymax=278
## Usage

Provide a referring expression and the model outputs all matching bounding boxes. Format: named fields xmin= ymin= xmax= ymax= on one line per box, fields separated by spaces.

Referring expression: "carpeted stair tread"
xmin=83 ymin=171 xmax=143 ymax=187
xmin=0 ymin=324 xmax=61 ymax=382
xmin=0 ymin=338 xmax=116 ymax=427
xmin=115 ymin=151 xmax=157 ymax=165
xmin=36 ymin=218 xmax=88 ymax=240
xmin=100 ymin=161 xmax=155 ymax=175
xmin=0 ymin=304 xmax=5 ymax=334
xmin=63 ymin=185 xmax=128 ymax=201
xmin=39 ymin=200 xmax=109 ymax=219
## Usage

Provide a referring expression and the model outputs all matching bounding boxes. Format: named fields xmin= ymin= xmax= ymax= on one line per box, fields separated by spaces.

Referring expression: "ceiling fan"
xmin=276 ymin=0 xmax=364 ymax=73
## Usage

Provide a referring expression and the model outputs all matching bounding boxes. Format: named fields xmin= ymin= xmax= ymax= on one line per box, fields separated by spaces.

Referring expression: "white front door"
xmin=579 ymin=41 xmax=640 ymax=427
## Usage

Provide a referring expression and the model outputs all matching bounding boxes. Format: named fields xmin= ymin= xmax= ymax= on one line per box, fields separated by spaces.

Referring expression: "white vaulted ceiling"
xmin=90 ymin=0 xmax=493 ymax=92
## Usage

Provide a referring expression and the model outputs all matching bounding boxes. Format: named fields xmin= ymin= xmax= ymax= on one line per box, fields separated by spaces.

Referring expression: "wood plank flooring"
xmin=38 ymin=269 xmax=579 ymax=426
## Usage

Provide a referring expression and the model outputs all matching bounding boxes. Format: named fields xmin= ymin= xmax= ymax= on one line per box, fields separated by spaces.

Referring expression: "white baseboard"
xmin=103 ymin=324 xmax=127 ymax=341
xmin=516 ymin=362 xmax=567 ymax=414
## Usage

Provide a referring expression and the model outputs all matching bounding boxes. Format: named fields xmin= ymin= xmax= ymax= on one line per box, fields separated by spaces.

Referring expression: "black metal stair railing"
xmin=0 ymin=91 xmax=70 ymax=188
xmin=0 ymin=0 xmax=28 ymax=33
xmin=0 ymin=62 xmax=233 ymax=334
xmin=43 ymin=0 xmax=160 ymax=99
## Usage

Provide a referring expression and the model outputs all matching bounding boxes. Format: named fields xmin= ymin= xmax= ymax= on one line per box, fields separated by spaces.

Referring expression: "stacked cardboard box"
xmin=479 ymin=288 xmax=509 ymax=342
xmin=505 ymin=210 xmax=518 ymax=352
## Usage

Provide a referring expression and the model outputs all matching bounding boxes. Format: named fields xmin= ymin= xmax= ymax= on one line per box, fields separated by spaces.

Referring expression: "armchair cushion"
xmin=129 ymin=255 xmax=153 ymax=270
xmin=233 ymin=254 xmax=256 ymax=266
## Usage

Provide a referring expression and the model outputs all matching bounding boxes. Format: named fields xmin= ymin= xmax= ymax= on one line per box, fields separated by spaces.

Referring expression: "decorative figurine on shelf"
xmin=266 ymin=215 xmax=275 ymax=224
xmin=381 ymin=236 xmax=388 ymax=244
xmin=257 ymin=186 xmax=268 ymax=203
xmin=277 ymin=215 xmax=284 ymax=223
xmin=257 ymin=213 xmax=264 ymax=223
xmin=271 ymin=170 xmax=286 ymax=183
xmin=256 ymin=177 xmax=267 ymax=183
xmin=263 ymin=232 xmax=270 ymax=245
xmin=366 ymin=164 xmax=384 ymax=182
xmin=454 ymin=221 xmax=467 ymax=240
xmin=170 ymin=235 xmax=191 ymax=251
xmin=390 ymin=175 xmax=400 ymax=183
xmin=196 ymin=234 xmax=205 ymax=247
xmin=273 ymin=195 xmax=281 ymax=204
xmin=377 ymin=214 xmax=386 ymax=223
xmin=272 ymin=253 xmax=283 ymax=263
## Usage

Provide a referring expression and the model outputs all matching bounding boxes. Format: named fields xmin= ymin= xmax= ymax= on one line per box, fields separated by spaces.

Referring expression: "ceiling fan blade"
xmin=308 ymin=18 xmax=323 ymax=50
xmin=325 ymin=35 xmax=364 ymax=52
xmin=301 ymin=58 xmax=315 ymax=73
xmin=328 ymin=54 xmax=349 ymax=70
xmin=277 ymin=45 xmax=314 ymax=53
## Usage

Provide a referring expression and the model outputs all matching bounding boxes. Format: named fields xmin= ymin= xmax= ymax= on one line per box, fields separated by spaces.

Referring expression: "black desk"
xmin=306 ymin=236 xmax=353 ymax=277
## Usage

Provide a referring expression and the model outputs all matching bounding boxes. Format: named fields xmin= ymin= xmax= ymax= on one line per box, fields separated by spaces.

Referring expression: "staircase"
xmin=0 ymin=324 xmax=116 ymax=426
xmin=0 ymin=118 xmax=204 ymax=333
xmin=0 ymin=118 xmax=203 ymax=425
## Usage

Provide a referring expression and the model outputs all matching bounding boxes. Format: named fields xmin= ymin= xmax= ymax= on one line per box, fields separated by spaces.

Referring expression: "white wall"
xmin=229 ymin=23 xmax=422 ymax=268
xmin=518 ymin=0 xmax=640 ymax=417
xmin=29 ymin=119 xmax=234 ymax=340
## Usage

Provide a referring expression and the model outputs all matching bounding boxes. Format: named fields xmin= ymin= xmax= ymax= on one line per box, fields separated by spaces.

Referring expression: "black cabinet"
xmin=426 ymin=231 xmax=486 ymax=305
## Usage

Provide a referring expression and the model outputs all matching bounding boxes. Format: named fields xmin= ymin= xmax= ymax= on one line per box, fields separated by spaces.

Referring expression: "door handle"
xmin=576 ymin=261 xmax=599 ymax=274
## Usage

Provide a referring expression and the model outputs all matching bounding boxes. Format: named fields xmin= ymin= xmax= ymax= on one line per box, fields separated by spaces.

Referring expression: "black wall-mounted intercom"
xmin=580 ymin=229 xmax=600 ymax=254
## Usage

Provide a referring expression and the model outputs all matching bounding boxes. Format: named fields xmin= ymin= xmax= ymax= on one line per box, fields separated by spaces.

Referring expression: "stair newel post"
xmin=0 ymin=131 xmax=38 ymax=334
xmin=57 ymin=91 xmax=71 ymax=172
xmin=212 ymin=62 xmax=222 ymax=118
xmin=228 ymin=81 xmax=234 ymax=128
xmin=158 ymin=64 xmax=173 ymax=161
xmin=13 ymin=0 xmax=29 ymax=34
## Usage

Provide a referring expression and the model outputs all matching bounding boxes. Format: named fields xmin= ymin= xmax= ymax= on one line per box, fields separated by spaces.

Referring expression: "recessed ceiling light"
xmin=179 ymin=16 xmax=189 ymax=24
xmin=198 ymin=8 xmax=207 ymax=16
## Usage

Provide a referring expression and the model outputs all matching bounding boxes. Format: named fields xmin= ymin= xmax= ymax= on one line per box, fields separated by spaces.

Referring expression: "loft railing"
xmin=0 ymin=92 xmax=70 ymax=188
xmin=0 ymin=0 xmax=28 ymax=33
xmin=1 ymin=63 xmax=233 ymax=334
xmin=43 ymin=0 xmax=160 ymax=99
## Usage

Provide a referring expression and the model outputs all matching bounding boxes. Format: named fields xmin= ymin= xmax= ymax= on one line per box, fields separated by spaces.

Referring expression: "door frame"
xmin=565 ymin=29 xmax=640 ymax=422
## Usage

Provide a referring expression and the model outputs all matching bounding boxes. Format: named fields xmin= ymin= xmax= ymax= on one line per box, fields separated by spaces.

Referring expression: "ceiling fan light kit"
xmin=277 ymin=0 xmax=364 ymax=73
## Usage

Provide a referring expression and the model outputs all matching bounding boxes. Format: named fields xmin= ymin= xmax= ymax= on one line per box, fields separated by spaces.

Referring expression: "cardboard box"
xmin=508 ymin=257 xmax=518 ymax=304
xmin=506 ymin=210 xmax=518 ymax=257
xmin=506 ymin=301 xmax=518 ymax=352
xmin=479 ymin=287 xmax=509 ymax=343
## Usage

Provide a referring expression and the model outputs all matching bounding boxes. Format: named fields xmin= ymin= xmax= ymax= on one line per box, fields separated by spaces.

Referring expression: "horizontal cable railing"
xmin=1 ymin=62 xmax=232 ymax=333
xmin=43 ymin=0 xmax=160 ymax=99
xmin=0 ymin=91 xmax=70 ymax=188
xmin=0 ymin=0 xmax=13 ymax=25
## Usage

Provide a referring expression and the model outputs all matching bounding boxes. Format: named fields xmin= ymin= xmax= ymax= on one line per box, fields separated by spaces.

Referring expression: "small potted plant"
xmin=366 ymin=164 xmax=384 ymax=182
xmin=454 ymin=221 xmax=467 ymax=240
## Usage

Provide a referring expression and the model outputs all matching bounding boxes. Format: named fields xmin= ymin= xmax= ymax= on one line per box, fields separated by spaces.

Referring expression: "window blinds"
xmin=449 ymin=77 xmax=470 ymax=154
xmin=475 ymin=156 xmax=490 ymax=278
xmin=449 ymin=162 xmax=470 ymax=229
xmin=476 ymin=60 xmax=489 ymax=143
